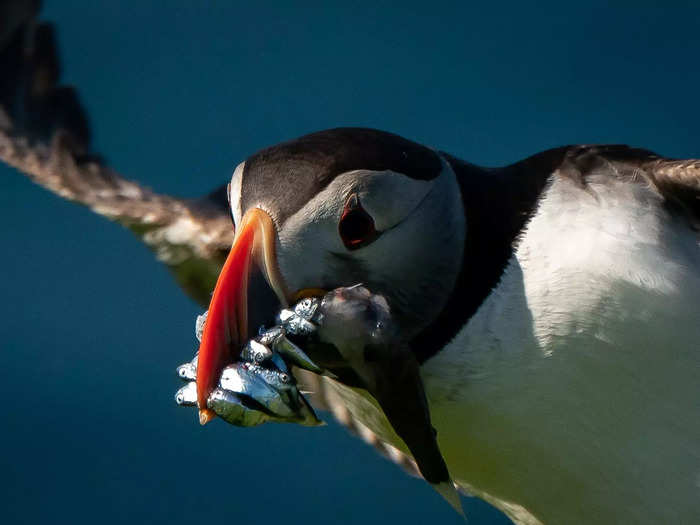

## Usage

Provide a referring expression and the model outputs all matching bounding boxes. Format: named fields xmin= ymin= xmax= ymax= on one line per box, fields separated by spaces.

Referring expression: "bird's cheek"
xmin=275 ymin=231 xmax=330 ymax=295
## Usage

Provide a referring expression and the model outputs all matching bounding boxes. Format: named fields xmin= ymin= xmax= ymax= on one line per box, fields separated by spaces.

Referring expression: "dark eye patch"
xmin=339 ymin=194 xmax=380 ymax=250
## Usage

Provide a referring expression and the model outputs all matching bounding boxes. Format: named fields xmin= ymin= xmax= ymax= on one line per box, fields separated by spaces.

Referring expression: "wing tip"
xmin=0 ymin=7 xmax=91 ymax=155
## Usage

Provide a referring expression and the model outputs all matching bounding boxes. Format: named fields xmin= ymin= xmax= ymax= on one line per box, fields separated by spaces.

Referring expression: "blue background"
xmin=2 ymin=2 xmax=699 ymax=524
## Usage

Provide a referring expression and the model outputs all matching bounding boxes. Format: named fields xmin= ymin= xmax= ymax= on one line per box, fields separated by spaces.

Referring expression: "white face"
xmin=231 ymin=158 xmax=466 ymax=337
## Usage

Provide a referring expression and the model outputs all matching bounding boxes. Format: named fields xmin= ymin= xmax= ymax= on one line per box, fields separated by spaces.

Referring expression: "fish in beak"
xmin=196 ymin=208 xmax=290 ymax=424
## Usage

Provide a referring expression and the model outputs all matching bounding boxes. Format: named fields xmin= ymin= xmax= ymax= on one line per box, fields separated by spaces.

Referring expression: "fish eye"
xmin=279 ymin=373 xmax=289 ymax=383
xmin=338 ymin=194 xmax=379 ymax=250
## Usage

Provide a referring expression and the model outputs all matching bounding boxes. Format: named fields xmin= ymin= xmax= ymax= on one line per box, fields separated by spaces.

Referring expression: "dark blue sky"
xmin=2 ymin=2 xmax=699 ymax=524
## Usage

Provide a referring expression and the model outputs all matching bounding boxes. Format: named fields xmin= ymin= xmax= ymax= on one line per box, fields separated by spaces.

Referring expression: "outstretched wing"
xmin=647 ymin=158 xmax=700 ymax=230
xmin=0 ymin=2 xmax=233 ymax=305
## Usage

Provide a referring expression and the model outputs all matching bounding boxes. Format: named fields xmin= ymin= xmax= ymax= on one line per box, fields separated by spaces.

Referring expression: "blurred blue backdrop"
xmin=2 ymin=2 xmax=699 ymax=524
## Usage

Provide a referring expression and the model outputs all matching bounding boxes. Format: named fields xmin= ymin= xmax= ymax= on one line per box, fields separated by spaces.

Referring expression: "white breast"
xmin=421 ymin=175 xmax=700 ymax=524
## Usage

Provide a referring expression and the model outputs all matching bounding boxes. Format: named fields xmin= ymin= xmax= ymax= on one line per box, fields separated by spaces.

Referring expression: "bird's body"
xmin=2 ymin=8 xmax=699 ymax=524
xmin=303 ymin=152 xmax=700 ymax=524
xmin=433 ymin=156 xmax=699 ymax=524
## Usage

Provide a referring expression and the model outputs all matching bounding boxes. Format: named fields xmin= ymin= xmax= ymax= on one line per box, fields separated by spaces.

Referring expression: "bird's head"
xmin=197 ymin=128 xmax=466 ymax=422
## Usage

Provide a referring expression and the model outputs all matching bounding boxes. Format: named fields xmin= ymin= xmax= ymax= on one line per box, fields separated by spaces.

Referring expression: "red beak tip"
xmin=199 ymin=409 xmax=216 ymax=426
xmin=195 ymin=208 xmax=287 ymax=417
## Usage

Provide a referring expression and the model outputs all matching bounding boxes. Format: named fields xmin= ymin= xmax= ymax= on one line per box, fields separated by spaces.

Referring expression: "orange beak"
xmin=196 ymin=208 xmax=289 ymax=424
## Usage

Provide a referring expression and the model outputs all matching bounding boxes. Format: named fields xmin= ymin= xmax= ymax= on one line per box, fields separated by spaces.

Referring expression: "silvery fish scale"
xmin=176 ymin=304 xmax=324 ymax=427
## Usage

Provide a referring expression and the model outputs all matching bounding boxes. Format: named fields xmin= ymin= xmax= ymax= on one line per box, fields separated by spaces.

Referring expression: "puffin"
xmin=2 ymin=7 xmax=699 ymax=525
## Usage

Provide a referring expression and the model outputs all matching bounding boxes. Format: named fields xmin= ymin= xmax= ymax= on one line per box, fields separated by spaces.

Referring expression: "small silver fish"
xmin=177 ymin=301 xmax=324 ymax=428
xmin=278 ymin=308 xmax=317 ymax=336
xmin=195 ymin=311 xmax=208 ymax=342
xmin=175 ymin=381 xmax=197 ymax=406
xmin=215 ymin=362 xmax=320 ymax=426
xmin=176 ymin=358 xmax=321 ymax=427
xmin=293 ymin=297 xmax=321 ymax=320
xmin=220 ymin=362 xmax=297 ymax=419
xmin=176 ymin=354 xmax=198 ymax=381
xmin=240 ymin=339 xmax=273 ymax=364
xmin=207 ymin=388 xmax=269 ymax=427
xmin=257 ymin=325 xmax=322 ymax=373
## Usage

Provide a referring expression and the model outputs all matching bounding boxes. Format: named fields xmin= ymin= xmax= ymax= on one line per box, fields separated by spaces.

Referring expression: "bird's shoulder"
xmin=453 ymin=144 xmax=700 ymax=231
xmin=551 ymin=145 xmax=699 ymax=229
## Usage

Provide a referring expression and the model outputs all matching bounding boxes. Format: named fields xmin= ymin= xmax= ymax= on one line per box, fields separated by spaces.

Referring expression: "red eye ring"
xmin=339 ymin=194 xmax=379 ymax=250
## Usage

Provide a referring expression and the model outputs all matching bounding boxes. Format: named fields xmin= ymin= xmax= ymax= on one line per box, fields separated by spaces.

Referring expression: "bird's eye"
xmin=339 ymin=194 xmax=379 ymax=250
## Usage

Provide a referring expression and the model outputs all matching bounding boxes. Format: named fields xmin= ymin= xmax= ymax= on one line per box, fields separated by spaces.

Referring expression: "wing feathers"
xmin=0 ymin=10 xmax=233 ymax=305
xmin=296 ymin=369 xmax=422 ymax=479
xmin=651 ymin=159 xmax=700 ymax=192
